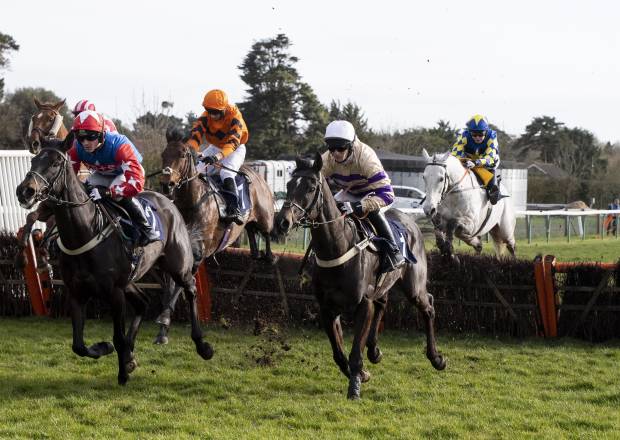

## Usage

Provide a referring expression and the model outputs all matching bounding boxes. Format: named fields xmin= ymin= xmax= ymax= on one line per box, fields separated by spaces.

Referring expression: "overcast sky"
xmin=3 ymin=0 xmax=619 ymax=143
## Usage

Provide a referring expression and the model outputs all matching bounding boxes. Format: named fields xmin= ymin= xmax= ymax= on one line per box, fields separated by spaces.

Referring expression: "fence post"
xmin=533 ymin=255 xmax=549 ymax=337
xmin=543 ymin=255 xmax=558 ymax=337
xmin=526 ymin=215 xmax=532 ymax=244
xmin=545 ymin=215 xmax=551 ymax=243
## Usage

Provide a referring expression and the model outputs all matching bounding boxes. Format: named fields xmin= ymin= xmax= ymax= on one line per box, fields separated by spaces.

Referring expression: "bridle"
xmin=25 ymin=147 xmax=91 ymax=208
xmin=424 ymin=156 xmax=470 ymax=202
xmin=161 ymin=146 xmax=201 ymax=191
xmin=28 ymin=108 xmax=64 ymax=147
xmin=282 ymin=171 xmax=344 ymax=228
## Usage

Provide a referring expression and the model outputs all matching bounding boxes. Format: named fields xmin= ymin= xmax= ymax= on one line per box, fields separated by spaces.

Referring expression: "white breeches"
xmin=197 ymin=144 xmax=246 ymax=181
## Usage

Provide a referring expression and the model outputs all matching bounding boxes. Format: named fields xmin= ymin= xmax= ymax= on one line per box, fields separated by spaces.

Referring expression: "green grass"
xmin=268 ymin=235 xmax=620 ymax=263
xmin=1 ymin=318 xmax=619 ymax=439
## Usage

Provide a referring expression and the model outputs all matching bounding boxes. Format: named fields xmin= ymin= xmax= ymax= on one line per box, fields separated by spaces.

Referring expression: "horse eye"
xmin=308 ymin=186 xmax=316 ymax=192
xmin=438 ymin=177 xmax=444 ymax=182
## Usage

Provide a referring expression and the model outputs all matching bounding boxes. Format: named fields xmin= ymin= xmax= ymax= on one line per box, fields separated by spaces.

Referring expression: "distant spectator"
xmin=606 ymin=198 xmax=620 ymax=235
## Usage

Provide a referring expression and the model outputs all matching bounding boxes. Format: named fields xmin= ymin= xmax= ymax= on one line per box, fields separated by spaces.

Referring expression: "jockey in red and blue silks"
xmin=68 ymin=110 xmax=159 ymax=245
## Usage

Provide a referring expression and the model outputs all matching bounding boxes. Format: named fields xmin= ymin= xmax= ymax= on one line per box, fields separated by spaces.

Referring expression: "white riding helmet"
xmin=324 ymin=120 xmax=355 ymax=142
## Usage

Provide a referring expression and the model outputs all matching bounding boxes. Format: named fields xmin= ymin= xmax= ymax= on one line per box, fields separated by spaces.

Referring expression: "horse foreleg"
xmin=246 ymin=224 xmax=260 ymax=259
xmin=347 ymin=298 xmax=374 ymax=400
xmin=366 ymin=296 xmax=387 ymax=364
xmin=181 ymin=276 xmax=214 ymax=360
xmin=262 ymin=232 xmax=275 ymax=263
xmin=319 ymin=307 xmax=349 ymax=379
xmin=416 ymin=292 xmax=446 ymax=371
xmin=110 ymin=287 xmax=130 ymax=385
xmin=69 ymin=294 xmax=114 ymax=359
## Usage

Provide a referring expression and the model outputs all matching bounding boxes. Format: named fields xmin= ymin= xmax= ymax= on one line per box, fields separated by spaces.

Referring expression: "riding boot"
xmin=222 ymin=177 xmax=244 ymax=225
xmin=367 ymin=210 xmax=406 ymax=273
xmin=118 ymin=197 xmax=160 ymax=246
xmin=486 ymin=173 xmax=502 ymax=205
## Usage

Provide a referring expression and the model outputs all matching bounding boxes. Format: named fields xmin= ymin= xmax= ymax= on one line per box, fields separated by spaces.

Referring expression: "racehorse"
xmin=27 ymin=98 xmax=69 ymax=154
xmin=421 ymin=149 xmax=516 ymax=261
xmin=275 ymin=154 xmax=445 ymax=400
xmin=153 ymin=127 xmax=275 ymax=343
xmin=16 ymin=137 xmax=214 ymax=385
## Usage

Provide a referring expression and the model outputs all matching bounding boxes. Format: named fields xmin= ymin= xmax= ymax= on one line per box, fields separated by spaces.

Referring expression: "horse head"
xmin=17 ymin=136 xmax=73 ymax=209
xmin=275 ymin=152 xmax=323 ymax=235
xmin=160 ymin=126 xmax=197 ymax=198
xmin=421 ymin=149 xmax=463 ymax=221
xmin=28 ymin=98 xmax=67 ymax=154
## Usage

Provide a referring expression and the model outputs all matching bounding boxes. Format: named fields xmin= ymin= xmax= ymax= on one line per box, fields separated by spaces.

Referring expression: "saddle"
xmin=348 ymin=215 xmax=417 ymax=265
xmin=99 ymin=196 xmax=163 ymax=247
xmin=203 ymin=173 xmax=253 ymax=224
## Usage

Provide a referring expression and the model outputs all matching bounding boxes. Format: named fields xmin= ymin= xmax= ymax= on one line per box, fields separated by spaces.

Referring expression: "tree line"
xmin=1 ymin=31 xmax=618 ymax=206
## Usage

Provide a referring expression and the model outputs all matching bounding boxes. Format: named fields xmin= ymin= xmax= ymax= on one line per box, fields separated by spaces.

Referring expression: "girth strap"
xmin=315 ymin=237 xmax=372 ymax=268
xmin=56 ymin=224 xmax=115 ymax=256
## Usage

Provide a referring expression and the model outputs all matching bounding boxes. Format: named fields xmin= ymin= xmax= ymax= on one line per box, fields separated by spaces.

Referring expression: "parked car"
xmin=391 ymin=185 xmax=425 ymax=210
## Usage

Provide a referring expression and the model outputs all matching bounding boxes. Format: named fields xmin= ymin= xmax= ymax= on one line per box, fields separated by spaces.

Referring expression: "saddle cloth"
xmin=105 ymin=196 xmax=165 ymax=245
xmin=207 ymin=174 xmax=252 ymax=222
xmin=355 ymin=216 xmax=417 ymax=264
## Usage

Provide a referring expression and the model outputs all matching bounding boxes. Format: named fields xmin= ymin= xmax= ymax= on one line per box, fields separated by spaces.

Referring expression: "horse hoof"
xmin=90 ymin=341 xmax=115 ymax=358
xmin=360 ymin=370 xmax=371 ymax=383
xmin=153 ymin=335 xmax=169 ymax=345
xmin=347 ymin=374 xmax=362 ymax=400
xmin=126 ymin=358 xmax=138 ymax=374
xmin=118 ymin=374 xmax=129 ymax=386
xmin=432 ymin=355 xmax=447 ymax=371
xmin=368 ymin=347 xmax=383 ymax=364
xmin=197 ymin=342 xmax=214 ymax=360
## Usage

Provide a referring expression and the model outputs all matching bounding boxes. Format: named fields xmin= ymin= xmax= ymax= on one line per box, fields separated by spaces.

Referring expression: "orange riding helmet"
xmin=202 ymin=89 xmax=228 ymax=112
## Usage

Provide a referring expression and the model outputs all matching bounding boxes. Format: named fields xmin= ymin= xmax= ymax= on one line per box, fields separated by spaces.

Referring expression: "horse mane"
xmin=166 ymin=125 xmax=186 ymax=144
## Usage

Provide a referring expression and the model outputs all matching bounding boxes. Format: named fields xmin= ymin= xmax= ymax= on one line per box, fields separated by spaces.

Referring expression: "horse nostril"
xmin=279 ymin=218 xmax=290 ymax=232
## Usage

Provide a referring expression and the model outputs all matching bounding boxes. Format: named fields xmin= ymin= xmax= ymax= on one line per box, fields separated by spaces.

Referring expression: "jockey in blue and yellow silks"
xmin=451 ymin=114 xmax=503 ymax=205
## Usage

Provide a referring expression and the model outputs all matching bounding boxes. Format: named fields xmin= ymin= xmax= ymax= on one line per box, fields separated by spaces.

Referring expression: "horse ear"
xmin=34 ymin=97 xmax=42 ymax=109
xmin=165 ymin=125 xmax=184 ymax=143
xmin=313 ymin=151 xmax=323 ymax=172
xmin=52 ymin=99 xmax=66 ymax=111
xmin=422 ymin=148 xmax=431 ymax=160
xmin=441 ymin=151 xmax=451 ymax=162
xmin=294 ymin=156 xmax=305 ymax=170
xmin=60 ymin=132 xmax=74 ymax=151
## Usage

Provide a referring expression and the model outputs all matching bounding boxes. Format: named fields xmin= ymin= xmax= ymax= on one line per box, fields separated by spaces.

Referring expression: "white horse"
xmin=421 ymin=149 xmax=516 ymax=260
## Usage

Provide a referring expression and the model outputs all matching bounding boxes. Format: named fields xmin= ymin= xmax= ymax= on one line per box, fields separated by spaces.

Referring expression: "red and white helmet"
xmin=72 ymin=110 xmax=104 ymax=132
xmin=72 ymin=99 xmax=96 ymax=116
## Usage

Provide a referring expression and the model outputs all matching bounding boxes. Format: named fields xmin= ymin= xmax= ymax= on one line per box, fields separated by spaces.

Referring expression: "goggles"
xmin=470 ymin=130 xmax=486 ymax=138
xmin=77 ymin=131 xmax=100 ymax=142
xmin=206 ymin=108 xmax=224 ymax=117
xmin=326 ymin=139 xmax=352 ymax=152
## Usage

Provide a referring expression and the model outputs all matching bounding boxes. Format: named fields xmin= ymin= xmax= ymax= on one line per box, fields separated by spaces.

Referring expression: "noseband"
xmin=162 ymin=147 xmax=200 ymax=190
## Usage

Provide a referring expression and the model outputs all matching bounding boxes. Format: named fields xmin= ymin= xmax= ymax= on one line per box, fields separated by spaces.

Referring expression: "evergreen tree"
xmin=238 ymin=34 xmax=327 ymax=159
xmin=0 ymin=32 xmax=19 ymax=101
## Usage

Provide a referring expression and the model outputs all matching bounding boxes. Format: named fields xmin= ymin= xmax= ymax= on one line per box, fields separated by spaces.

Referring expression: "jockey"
xmin=72 ymin=99 xmax=118 ymax=133
xmin=320 ymin=120 xmax=405 ymax=273
xmin=451 ymin=114 xmax=503 ymax=205
xmin=68 ymin=110 xmax=159 ymax=246
xmin=186 ymin=89 xmax=248 ymax=225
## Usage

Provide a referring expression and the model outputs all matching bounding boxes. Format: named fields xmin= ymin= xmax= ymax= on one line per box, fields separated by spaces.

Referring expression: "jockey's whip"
xmin=213 ymin=162 xmax=250 ymax=181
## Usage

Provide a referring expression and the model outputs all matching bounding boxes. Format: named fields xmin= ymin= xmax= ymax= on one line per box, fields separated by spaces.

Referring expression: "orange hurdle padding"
xmin=554 ymin=262 xmax=617 ymax=272
xmin=194 ymin=262 xmax=212 ymax=322
xmin=18 ymin=229 xmax=48 ymax=316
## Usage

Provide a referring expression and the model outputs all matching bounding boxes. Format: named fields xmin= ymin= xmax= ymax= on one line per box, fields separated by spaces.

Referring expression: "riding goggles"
xmin=470 ymin=130 xmax=486 ymax=138
xmin=76 ymin=131 xmax=100 ymax=142
xmin=326 ymin=139 xmax=352 ymax=152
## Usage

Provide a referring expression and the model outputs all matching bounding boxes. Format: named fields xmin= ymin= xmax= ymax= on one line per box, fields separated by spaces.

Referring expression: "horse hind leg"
xmin=246 ymin=223 xmax=260 ymax=259
xmin=399 ymin=267 xmax=446 ymax=372
xmin=110 ymin=287 xmax=131 ymax=385
xmin=124 ymin=282 xmax=149 ymax=373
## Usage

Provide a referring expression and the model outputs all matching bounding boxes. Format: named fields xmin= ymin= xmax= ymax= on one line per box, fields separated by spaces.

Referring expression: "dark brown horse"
xmin=153 ymin=127 xmax=276 ymax=343
xmin=275 ymin=154 xmax=446 ymax=399
xmin=16 ymin=138 xmax=213 ymax=385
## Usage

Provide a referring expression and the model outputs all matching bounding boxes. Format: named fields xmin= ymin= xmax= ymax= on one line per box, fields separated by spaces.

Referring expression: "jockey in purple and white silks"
xmin=320 ymin=120 xmax=405 ymax=273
